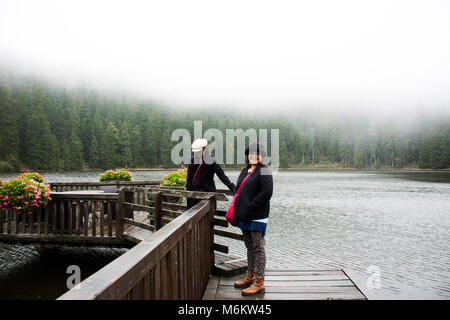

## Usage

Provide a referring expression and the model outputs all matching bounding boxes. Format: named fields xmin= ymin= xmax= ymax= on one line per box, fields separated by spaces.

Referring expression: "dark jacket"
xmin=186 ymin=156 xmax=235 ymax=209
xmin=234 ymin=164 xmax=273 ymax=223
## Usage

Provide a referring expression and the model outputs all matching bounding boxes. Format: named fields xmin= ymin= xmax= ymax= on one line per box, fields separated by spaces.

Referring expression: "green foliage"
xmin=119 ymin=122 xmax=132 ymax=167
xmin=0 ymin=161 xmax=15 ymax=173
xmin=160 ymin=168 xmax=187 ymax=187
xmin=99 ymin=169 xmax=133 ymax=182
xmin=160 ymin=168 xmax=187 ymax=204
xmin=19 ymin=87 xmax=60 ymax=170
xmin=0 ymin=87 xmax=20 ymax=163
xmin=0 ymin=173 xmax=51 ymax=214
xmin=102 ymin=122 xmax=121 ymax=169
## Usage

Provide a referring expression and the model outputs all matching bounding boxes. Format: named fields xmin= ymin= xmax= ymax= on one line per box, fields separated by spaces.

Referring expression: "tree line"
xmin=0 ymin=76 xmax=449 ymax=172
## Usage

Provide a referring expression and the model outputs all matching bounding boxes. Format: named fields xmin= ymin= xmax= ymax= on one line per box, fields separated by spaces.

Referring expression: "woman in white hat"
xmin=186 ymin=138 xmax=236 ymax=209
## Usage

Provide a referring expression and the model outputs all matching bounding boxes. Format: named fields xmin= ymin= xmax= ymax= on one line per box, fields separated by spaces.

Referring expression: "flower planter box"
xmin=99 ymin=184 xmax=118 ymax=193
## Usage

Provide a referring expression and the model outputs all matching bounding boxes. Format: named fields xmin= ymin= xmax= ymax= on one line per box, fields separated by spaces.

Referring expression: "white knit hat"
xmin=191 ymin=138 xmax=208 ymax=152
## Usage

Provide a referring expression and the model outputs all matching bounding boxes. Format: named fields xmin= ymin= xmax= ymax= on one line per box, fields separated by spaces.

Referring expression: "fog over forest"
xmin=0 ymin=0 xmax=449 ymax=171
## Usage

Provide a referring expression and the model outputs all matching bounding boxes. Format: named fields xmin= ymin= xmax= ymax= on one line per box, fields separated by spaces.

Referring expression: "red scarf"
xmin=192 ymin=159 xmax=203 ymax=184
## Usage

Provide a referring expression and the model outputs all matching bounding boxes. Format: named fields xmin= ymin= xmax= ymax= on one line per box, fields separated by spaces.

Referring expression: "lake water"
xmin=0 ymin=170 xmax=449 ymax=300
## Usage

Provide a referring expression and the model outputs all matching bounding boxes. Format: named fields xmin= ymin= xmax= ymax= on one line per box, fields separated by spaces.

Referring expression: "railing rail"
xmin=119 ymin=186 xmax=243 ymax=251
xmin=58 ymin=197 xmax=215 ymax=300
xmin=49 ymin=180 xmax=160 ymax=192
xmin=0 ymin=182 xmax=245 ymax=299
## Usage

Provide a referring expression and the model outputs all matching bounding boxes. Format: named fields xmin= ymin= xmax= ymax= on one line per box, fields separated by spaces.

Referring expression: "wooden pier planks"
xmin=203 ymin=269 xmax=367 ymax=300
xmin=122 ymin=211 xmax=154 ymax=242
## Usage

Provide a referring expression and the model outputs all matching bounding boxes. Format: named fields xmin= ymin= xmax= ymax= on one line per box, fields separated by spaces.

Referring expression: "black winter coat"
xmin=186 ymin=156 xmax=235 ymax=209
xmin=234 ymin=164 xmax=273 ymax=223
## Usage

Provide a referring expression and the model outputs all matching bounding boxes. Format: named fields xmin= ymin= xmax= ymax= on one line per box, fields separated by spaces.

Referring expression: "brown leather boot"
xmin=234 ymin=270 xmax=255 ymax=288
xmin=242 ymin=275 xmax=265 ymax=295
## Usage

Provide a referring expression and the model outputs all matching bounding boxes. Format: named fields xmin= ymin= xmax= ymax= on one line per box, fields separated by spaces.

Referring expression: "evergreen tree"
xmin=88 ymin=135 xmax=100 ymax=168
xmin=102 ymin=122 xmax=121 ymax=169
xmin=21 ymin=87 xmax=59 ymax=169
xmin=119 ymin=122 xmax=132 ymax=168
xmin=130 ymin=125 xmax=144 ymax=167
xmin=0 ymin=87 xmax=20 ymax=169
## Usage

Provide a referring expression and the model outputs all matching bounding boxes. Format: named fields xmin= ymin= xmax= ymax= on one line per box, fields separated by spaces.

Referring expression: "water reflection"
xmin=0 ymin=243 xmax=128 ymax=299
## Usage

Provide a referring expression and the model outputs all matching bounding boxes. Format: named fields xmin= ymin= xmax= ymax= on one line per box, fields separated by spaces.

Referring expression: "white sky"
xmin=1 ymin=0 xmax=450 ymax=112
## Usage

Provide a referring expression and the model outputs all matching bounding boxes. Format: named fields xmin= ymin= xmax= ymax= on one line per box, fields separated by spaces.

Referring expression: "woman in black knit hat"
xmin=233 ymin=142 xmax=273 ymax=296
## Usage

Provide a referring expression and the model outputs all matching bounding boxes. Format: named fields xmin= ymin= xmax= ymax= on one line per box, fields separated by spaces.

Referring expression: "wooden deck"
xmin=0 ymin=188 xmax=239 ymax=249
xmin=203 ymin=269 xmax=367 ymax=300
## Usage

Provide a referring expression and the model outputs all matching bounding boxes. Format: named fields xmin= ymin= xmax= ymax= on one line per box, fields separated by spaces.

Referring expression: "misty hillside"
xmin=0 ymin=75 xmax=449 ymax=172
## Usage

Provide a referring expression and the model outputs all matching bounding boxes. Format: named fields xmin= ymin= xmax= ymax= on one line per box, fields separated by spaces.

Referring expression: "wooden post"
xmin=83 ymin=201 xmax=89 ymax=236
xmin=91 ymin=201 xmax=96 ymax=237
xmin=208 ymin=196 xmax=216 ymax=274
xmin=44 ymin=206 xmax=49 ymax=235
xmin=100 ymin=201 xmax=104 ymax=237
xmin=124 ymin=190 xmax=134 ymax=218
xmin=116 ymin=191 xmax=124 ymax=239
xmin=14 ymin=208 xmax=18 ymax=234
xmin=68 ymin=202 xmax=73 ymax=236
xmin=0 ymin=208 xmax=3 ymax=234
xmin=76 ymin=202 xmax=82 ymax=235
xmin=107 ymin=201 xmax=113 ymax=237
xmin=154 ymin=191 xmax=162 ymax=231
xmin=7 ymin=209 xmax=11 ymax=234
xmin=60 ymin=201 xmax=65 ymax=235
xmin=37 ymin=206 xmax=41 ymax=234
xmin=21 ymin=209 xmax=25 ymax=233
xmin=52 ymin=200 xmax=57 ymax=235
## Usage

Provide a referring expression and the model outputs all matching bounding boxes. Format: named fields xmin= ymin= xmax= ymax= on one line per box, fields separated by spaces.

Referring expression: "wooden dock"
xmin=1 ymin=182 xmax=367 ymax=300
xmin=203 ymin=269 xmax=367 ymax=300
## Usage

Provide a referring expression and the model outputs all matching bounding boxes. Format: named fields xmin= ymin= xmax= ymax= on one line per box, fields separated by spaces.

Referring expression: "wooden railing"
xmin=0 ymin=182 xmax=246 ymax=299
xmin=0 ymin=193 xmax=126 ymax=245
xmin=58 ymin=198 xmax=215 ymax=300
xmin=0 ymin=182 xmax=242 ymax=250
xmin=120 ymin=186 xmax=243 ymax=252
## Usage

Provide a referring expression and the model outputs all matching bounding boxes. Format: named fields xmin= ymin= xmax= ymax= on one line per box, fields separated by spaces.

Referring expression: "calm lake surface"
xmin=0 ymin=170 xmax=449 ymax=299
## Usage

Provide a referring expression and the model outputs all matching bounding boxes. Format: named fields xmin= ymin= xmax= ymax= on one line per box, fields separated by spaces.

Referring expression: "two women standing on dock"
xmin=186 ymin=139 xmax=236 ymax=209
xmin=186 ymin=139 xmax=273 ymax=296
xmin=233 ymin=142 xmax=273 ymax=296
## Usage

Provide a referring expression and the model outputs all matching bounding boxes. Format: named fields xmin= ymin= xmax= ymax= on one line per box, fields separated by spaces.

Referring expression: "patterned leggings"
xmin=242 ymin=230 xmax=266 ymax=277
